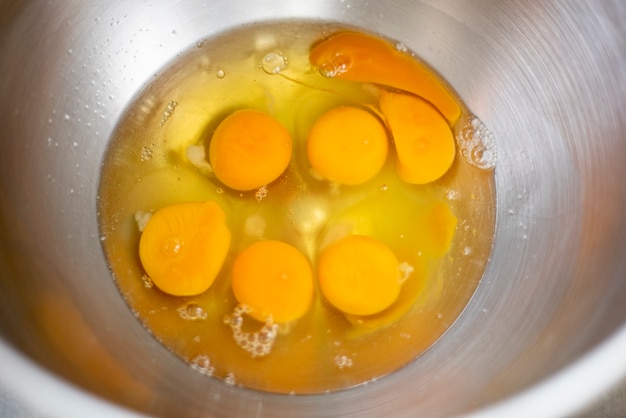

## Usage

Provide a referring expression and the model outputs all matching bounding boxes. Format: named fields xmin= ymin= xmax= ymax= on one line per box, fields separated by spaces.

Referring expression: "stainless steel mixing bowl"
xmin=1 ymin=1 xmax=625 ymax=417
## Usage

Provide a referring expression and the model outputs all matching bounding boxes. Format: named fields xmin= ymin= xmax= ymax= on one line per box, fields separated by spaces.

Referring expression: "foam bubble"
xmin=178 ymin=303 xmax=207 ymax=321
xmin=456 ymin=116 xmax=496 ymax=170
xmin=191 ymin=355 xmax=215 ymax=376
xmin=333 ymin=354 xmax=353 ymax=370
xmin=261 ymin=52 xmax=288 ymax=75
xmin=159 ymin=100 xmax=178 ymax=127
xmin=224 ymin=304 xmax=278 ymax=358
xmin=140 ymin=146 xmax=153 ymax=162
xmin=319 ymin=53 xmax=351 ymax=78
xmin=141 ymin=274 xmax=153 ymax=288
xmin=255 ymin=185 xmax=268 ymax=201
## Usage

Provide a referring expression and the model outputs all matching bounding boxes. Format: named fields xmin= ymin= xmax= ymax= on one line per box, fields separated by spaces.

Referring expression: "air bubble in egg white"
xmin=141 ymin=274 xmax=153 ymax=288
xmin=333 ymin=354 xmax=353 ymax=370
xmin=319 ymin=54 xmax=351 ymax=78
xmin=190 ymin=355 xmax=215 ymax=376
xmin=255 ymin=185 xmax=268 ymax=201
xmin=225 ymin=304 xmax=278 ymax=358
xmin=261 ymin=52 xmax=288 ymax=75
xmin=140 ymin=146 xmax=153 ymax=161
xmin=159 ymin=100 xmax=178 ymax=127
xmin=394 ymin=42 xmax=408 ymax=52
xmin=178 ymin=303 xmax=207 ymax=321
xmin=456 ymin=116 xmax=497 ymax=170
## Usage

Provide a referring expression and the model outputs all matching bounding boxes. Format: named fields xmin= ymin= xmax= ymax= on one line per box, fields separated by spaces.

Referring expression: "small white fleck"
xmin=224 ymin=372 xmax=236 ymax=385
xmin=395 ymin=42 xmax=408 ymax=52
xmin=134 ymin=210 xmax=153 ymax=232
xmin=186 ymin=145 xmax=211 ymax=173
xmin=398 ymin=262 xmax=414 ymax=284
xmin=446 ymin=189 xmax=459 ymax=200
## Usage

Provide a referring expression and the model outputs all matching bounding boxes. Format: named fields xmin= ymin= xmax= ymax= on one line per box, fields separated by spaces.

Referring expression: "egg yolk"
xmin=306 ymin=106 xmax=388 ymax=185
xmin=209 ymin=109 xmax=293 ymax=191
xmin=309 ymin=31 xmax=461 ymax=125
xmin=139 ymin=201 xmax=231 ymax=296
xmin=345 ymin=258 xmax=427 ymax=332
xmin=318 ymin=235 xmax=401 ymax=316
xmin=232 ymin=240 xmax=314 ymax=323
xmin=379 ymin=91 xmax=456 ymax=184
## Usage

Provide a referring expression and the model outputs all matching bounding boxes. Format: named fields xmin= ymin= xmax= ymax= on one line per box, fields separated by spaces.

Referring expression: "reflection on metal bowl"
xmin=0 ymin=1 xmax=625 ymax=417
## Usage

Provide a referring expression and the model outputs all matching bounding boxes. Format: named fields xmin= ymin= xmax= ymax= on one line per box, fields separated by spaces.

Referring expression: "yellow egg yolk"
xmin=231 ymin=240 xmax=314 ymax=323
xmin=379 ymin=91 xmax=456 ymax=184
xmin=306 ymin=106 xmax=388 ymax=185
xmin=139 ymin=201 xmax=231 ymax=296
xmin=209 ymin=109 xmax=293 ymax=191
xmin=309 ymin=31 xmax=461 ymax=125
xmin=317 ymin=235 xmax=402 ymax=316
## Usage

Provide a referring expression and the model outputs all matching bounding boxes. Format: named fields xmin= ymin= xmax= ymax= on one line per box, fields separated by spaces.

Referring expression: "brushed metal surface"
xmin=0 ymin=0 xmax=624 ymax=417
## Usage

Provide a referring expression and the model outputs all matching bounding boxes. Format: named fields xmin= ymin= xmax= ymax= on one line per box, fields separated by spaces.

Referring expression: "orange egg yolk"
xmin=317 ymin=235 xmax=402 ymax=316
xmin=139 ymin=201 xmax=231 ymax=296
xmin=209 ymin=109 xmax=293 ymax=191
xmin=344 ymin=258 xmax=427 ymax=332
xmin=306 ymin=106 xmax=388 ymax=185
xmin=379 ymin=91 xmax=456 ymax=184
xmin=309 ymin=31 xmax=461 ymax=125
xmin=231 ymin=240 xmax=314 ymax=323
